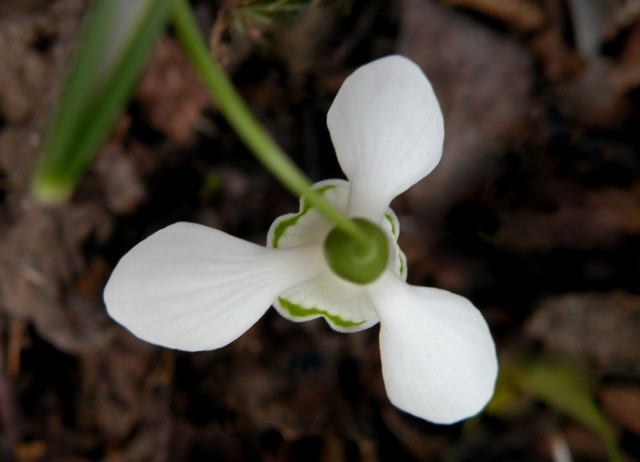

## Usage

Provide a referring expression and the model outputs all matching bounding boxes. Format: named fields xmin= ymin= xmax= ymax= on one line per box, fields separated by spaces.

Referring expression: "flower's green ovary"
xmin=271 ymin=184 xmax=336 ymax=248
xmin=277 ymin=297 xmax=366 ymax=328
xmin=272 ymin=193 xmax=406 ymax=276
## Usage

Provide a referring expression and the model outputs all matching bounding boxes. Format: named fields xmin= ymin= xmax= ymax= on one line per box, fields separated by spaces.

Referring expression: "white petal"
xmin=367 ymin=272 xmax=497 ymax=424
xmin=275 ymin=272 xmax=379 ymax=332
xmin=104 ymin=222 xmax=324 ymax=351
xmin=327 ymin=55 xmax=444 ymax=221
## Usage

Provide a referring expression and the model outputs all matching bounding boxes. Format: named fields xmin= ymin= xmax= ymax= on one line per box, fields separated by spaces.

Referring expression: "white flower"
xmin=104 ymin=55 xmax=498 ymax=424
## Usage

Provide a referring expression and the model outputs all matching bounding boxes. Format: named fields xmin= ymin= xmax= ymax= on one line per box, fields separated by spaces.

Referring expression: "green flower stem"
xmin=171 ymin=0 xmax=367 ymax=244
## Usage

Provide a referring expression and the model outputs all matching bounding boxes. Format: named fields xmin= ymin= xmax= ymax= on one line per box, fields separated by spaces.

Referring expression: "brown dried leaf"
xmin=0 ymin=14 xmax=53 ymax=124
xmin=526 ymin=292 xmax=640 ymax=375
xmin=398 ymin=0 xmax=533 ymax=222
xmin=555 ymin=59 xmax=635 ymax=129
xmin=442 ymin=0 xmax=545 ymax=33
xmin=496 ymin=184 xmax=640 ymax=251
xmin=601 ymin=384 xmax=640 ymax=434
xmin=136 ymin=37 xmax=211 ymax=143
xmin=95 ymin=143 xmax=147 ymax=214
xmin=13 ymin=440 xmax=46 ymax=462
xmin=529 ymin=27 xmax=582 ymax=81
xmin=0 ymin=205 xmax=114 ymax=354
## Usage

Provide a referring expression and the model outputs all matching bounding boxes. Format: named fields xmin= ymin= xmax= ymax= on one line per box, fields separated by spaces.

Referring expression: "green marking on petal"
xmin=277 ymin=297 xmax=366 ymax=329
xmin=271 ymin=214 xmax=301 ymax=248
xmin=384 ymin=212 xmax=406 ymax=277
xmin=272 ymin=184 xmax=336 ymax=248
xmin=385 ymin=212 xmax=398 ymax=238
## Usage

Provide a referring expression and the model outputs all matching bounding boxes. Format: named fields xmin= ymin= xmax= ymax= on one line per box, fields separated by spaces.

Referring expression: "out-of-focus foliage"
xmin=488 ymin=357 xmax=622 ymax=462
xmin=231 ymin=0 xmax=309 ymax=32
xmin=32 ymin=0 xmax=172 ymax=204
xmin=229 ymin=0 xmax=352 ymax=33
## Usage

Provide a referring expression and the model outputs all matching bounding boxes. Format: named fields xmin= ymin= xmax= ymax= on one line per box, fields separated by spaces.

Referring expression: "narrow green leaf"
xmin=515 ymin=358 xmax=622 ymax=462
xmin=32 ymin=0 xmax=172 ymax=203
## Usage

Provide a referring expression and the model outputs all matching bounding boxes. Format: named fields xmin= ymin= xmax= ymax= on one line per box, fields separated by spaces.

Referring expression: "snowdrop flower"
xmin=104 ymin=55 xmax=498 ymax=424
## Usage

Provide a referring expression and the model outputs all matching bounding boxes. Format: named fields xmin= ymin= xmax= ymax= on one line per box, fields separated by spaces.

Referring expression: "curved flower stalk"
xmin=104 ymin=55 xmax=498 ymax=424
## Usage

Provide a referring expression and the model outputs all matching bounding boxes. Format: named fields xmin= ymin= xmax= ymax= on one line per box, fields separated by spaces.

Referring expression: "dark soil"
xmin=1 ymin=0 xmax=640 ymax=461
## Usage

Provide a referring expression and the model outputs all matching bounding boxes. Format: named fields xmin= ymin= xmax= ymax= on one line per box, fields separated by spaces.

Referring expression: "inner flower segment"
xmin=323 ymin=218 xmax=389 ymax=284
xmin=266 ymin=179 xmax=407 ymax=332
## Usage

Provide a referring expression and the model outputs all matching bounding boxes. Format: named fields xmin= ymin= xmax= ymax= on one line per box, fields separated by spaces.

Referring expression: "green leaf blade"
xmin=32 ymin=0 xmax=173 ymax=204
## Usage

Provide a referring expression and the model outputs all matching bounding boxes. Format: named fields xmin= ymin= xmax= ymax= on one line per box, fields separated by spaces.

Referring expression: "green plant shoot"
xmin=32 ymin=0 xmax=172 ymax=203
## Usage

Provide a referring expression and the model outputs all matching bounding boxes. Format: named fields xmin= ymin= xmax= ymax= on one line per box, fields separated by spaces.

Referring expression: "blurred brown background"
xmin=1 ymin=0 xmax=639 ymax=460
